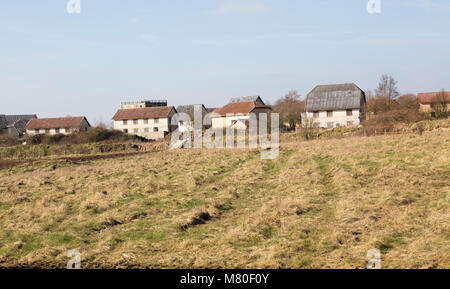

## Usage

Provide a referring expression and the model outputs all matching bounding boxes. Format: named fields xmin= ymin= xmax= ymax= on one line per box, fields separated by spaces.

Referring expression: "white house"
xmin=211 ymin=96 xmax=271 ymax=129
xmin=305 ymin=83 xmax=366 ymax=128
xmin=25 ymin=116 xmax=91 ymax=135
xmin=112 ymin=106 xmax=177 ymax=140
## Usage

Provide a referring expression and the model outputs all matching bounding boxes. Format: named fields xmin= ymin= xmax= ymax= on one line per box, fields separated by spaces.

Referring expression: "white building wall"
xmin=212 ymin=115 xmax=250 ymax=129
xmin=306 ymin=109 xmax=361 ymax=128
xmin=178 ymin=120 xmax=193 ymax=132
xmin=113 ymin=117 xmax=171 ymax=140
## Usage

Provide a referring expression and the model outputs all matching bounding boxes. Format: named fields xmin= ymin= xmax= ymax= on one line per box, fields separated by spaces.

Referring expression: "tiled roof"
xmin=417 ymin=92 xmax=450 ymax=104
xmin=112 ymin=106 xmax=176 ymax=121
xmin=211 ymin=102 xmax=271 ymax=117
xmin=306 ymin=83 xmax=365 ymax=111
xmin=293 ymin=101 xmax=306 ymax=111
xmin=25 ymin=117 xmax=88 ymax=130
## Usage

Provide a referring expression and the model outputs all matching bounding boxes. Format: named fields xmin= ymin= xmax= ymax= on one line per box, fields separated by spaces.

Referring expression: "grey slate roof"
xmin=230 ymin=96 xmax=264 ymax=105
xmin=306 ymin=83 xmax=365 ymax=111
xmin=1 ymin=115 xmax=37 ymax=133
xmin=176 ymin=105 xmax=208 ymax=119
xmin=5 ymin=115 xmax=37 ymax=126
xmin=0 ymin=115 xmax=6 ymax=129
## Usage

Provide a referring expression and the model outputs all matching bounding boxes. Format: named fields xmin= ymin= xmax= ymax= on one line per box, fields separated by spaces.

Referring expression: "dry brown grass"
xmin=0 ymin=131 xmax=448 ymax=268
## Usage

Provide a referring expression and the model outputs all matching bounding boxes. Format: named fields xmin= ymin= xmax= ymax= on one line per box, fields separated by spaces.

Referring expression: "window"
xmin=179 ymin=120 xmax=184 ymax=125
xmin=123 ymin=120 xmax=128 ymax=125
xmin=336 ymin=123 xmax=341 ymax=128
xmin=35 ymin=129 xmax=39 ymax=134
xmin=144 ymin=119 xmax=149 ymax=124
xmin=55 ymin=128 xmax=60 ymax=134
xmin=347 ymin=109 xmax=353 ymax=116
xmin=45 ymin=129 xmax=50 ymax=134
xmin=65 ymin=128 xmax=70 ymax=133
xmin=153 ymin=127 xmax=158 ymax=132
xmin=327 ymin=111 xmax=333 ymax=117
xmin=347 ymin=121 xmax=354 ymax=126
xmin=327 ymin=122 xmax=334 ymax=128
xmin=123 ymin=129 xmax=128 ymax=133
xmin=144 ymin=128 xmax=149 ymax=133
xmin=133 ymin=119 xmax=138 ymax=125
xmin=134 ymin=128 xmax=139 ymax=133
xmin=313 ymin=111 xmax=319 ymax=118
xmin=154 ymin=118 xmax=159 ymax=124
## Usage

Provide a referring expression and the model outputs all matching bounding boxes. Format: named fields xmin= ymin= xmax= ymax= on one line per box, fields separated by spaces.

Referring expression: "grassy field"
xmin=0 ymin=131 xmax=449 ymax=268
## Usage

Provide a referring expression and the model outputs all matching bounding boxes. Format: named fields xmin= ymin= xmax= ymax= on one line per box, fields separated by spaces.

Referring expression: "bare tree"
xmin=398 ymin=94 xmax=419 ymax=110
xmin=273 ymin=90 xmax=305 ymax=131
xmin=432 ymin=89 xmax=449 ymax=119
xmin=375 ymin=74 xmax=399 ymax=100
xmin=299 ymin=116 xmax=316 ymax=140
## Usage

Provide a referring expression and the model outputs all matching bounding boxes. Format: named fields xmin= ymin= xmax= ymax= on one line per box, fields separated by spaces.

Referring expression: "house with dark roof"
xmin=211 ymin=97 xmax=271 ymax=129
xmin=229 ymin=96 xmax=264 ymax=104
xmin=176 ymin=104 xmax=210 ymax=132
xmin=112 ymin=106 xmax=177 ymax=140
xmin=0 ymin=114 xmax=37 ymax=138
xmin=305 ymin=83 xmax=366 ymax=128
xmin=417 ymin=91 xmax=450 ymax=114
xmin=25 ymin=116 xmax=91 ymax=135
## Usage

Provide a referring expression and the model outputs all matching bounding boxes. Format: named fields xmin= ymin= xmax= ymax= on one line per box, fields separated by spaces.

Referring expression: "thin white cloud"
xmin=215 ymin=0 xmax=272 ymax=14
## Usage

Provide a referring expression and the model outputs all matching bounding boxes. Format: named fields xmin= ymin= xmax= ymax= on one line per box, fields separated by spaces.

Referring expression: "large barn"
xmin=25 ymin=116 xmax=91 ymax=135
xmin=305 ymin=83 xmax=366 ymax=128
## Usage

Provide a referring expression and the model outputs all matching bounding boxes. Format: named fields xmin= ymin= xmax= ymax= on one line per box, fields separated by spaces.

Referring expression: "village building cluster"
xmin=1 ymin=83 xmax=449 ymax=141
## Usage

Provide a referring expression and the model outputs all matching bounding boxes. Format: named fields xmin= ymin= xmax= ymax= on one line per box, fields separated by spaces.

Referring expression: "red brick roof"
xmin=293 ymin=101 xmax=306 ymax=110
xmin=25 ymin=117 xmax=89 ymax=130
xmin=211 ymin=102 xmax=271 ymax=117
xmin=112 ymin=106 xmax=176 ymax=121
xmin=418 ymin=92 xmax=450 ymax=104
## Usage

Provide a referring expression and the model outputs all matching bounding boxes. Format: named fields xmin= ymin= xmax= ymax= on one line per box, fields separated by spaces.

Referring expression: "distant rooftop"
xmin=229 ymin=96 xmax=264 ymax=104
xmin=121 ymin=100 xmax=167 ymax=106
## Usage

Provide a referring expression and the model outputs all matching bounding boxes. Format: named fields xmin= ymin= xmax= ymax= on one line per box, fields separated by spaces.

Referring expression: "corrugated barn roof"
xmin=0 ymin=115 xmax=6 ymax=129
xmin=306 ymin=83 xmax=365 ymax=111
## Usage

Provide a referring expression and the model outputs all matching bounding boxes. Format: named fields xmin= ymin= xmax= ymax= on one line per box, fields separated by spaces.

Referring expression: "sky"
xmin=1 ymin=0 xmax=450 ymax=125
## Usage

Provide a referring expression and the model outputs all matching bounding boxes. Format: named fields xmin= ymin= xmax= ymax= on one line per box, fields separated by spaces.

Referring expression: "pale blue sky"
xmin=1 ymin=0 xmax=449 ymax=124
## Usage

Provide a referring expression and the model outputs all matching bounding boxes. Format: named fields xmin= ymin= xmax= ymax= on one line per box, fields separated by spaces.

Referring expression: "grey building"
xmin=0 ymin=114 xmax=37 ymax=138
xmin=305 ymin=83 xmax=366 ymax=128
xmin=175 ymin=104 xmax=210 ymax=131
xmin=230 ymin=96 xmax=265 ymax=105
